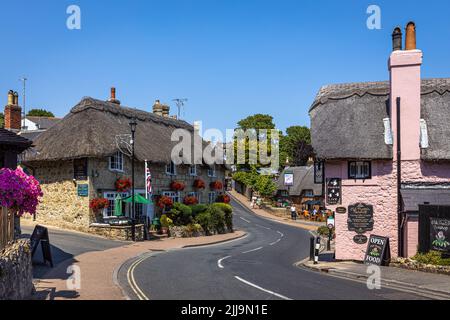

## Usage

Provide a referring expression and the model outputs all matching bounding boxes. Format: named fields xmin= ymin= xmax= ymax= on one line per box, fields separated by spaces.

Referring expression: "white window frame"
xmin=109 ymin=151 xmax=124 ymax=172
xmin=348 ymin=161 xmax=371 ymax=180
xmin=187 ymin=191 xmax=201 ymax=203
xmin=189 ymin=165 xmax=197 ymax=176
xmin=166 ymin=161 xmax=177 ymax=176
xmin=207 ymin=165 xmax=216 ymax=177
xmin=103 ymin=191 xmax=129 ymax=218
xmin=208 ymin=192 xmax=216 ymax=204
xmin=162 ymin=191 xmax=181 ymax=203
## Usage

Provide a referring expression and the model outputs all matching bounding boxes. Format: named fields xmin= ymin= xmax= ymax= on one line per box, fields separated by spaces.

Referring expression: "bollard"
xmin=314 ymin=236 xmax=321 ymax=264
xmin=309 ymin=236 xmax=315 ymax=261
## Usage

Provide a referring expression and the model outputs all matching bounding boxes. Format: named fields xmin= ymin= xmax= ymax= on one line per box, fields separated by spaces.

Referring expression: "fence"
xmin=0 ymin=207 xmax=14 ymax=252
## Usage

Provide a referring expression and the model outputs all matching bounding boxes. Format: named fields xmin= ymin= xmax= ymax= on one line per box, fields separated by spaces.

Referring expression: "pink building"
xmin=309 ymin=22 xmax=450 ymax=261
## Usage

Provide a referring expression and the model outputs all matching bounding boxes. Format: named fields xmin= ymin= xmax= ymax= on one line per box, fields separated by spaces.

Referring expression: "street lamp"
xmin=129 ymin=118 xmax=138 ymax=241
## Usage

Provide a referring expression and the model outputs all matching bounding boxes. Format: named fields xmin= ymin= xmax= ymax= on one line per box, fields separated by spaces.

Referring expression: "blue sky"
xmin=1 ymin=0 xmax=450 ymax=135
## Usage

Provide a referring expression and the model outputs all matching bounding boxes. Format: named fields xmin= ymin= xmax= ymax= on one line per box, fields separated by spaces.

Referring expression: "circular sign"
xmin=353 ymin=234 xmax=368 ymax=244
xmin=328 ymin=224 xmax=334 ymax=229
xmin=336 ymin=207 xmax=347 ymax=214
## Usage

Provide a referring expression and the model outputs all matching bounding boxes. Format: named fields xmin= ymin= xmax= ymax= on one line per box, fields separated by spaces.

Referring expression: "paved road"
xmin=118 ymin=199 xmax=428 ymax=300
xmin=21 ymin=225 xmax=126 ymax=278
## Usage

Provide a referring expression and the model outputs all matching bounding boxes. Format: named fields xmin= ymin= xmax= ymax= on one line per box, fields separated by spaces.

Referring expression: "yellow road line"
xmin=127 ymin=256 xmax=150 ymax=300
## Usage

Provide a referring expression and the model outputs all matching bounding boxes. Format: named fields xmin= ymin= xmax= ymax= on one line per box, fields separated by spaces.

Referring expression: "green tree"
xmin=0 ymin=113 xmax=4 ymax=128
xmin=280 ymin=126 xmax=313 ymax=167
xmin=27 ymin=109 xmax=55 ymax=117
xmin=254 ymin=175 xmax=277 ymax=198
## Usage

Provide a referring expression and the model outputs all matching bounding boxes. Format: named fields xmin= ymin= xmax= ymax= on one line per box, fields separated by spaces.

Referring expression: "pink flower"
xmin=0 ymin=168 xmax=43 ymax=216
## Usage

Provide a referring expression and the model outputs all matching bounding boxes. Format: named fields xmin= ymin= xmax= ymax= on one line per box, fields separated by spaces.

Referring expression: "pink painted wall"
xmin=404 ymin=217 xmax=419 ymax=257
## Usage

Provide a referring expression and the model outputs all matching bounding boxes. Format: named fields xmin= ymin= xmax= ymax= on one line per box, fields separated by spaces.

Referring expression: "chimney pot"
xmin=7 ymin=90 xmax=14 ymax=105
xmin=405 ymin=22 xmax=417 ymax=50
xmin=13 ymin=92 xmax=19 ymax=105
xmin=108 ymin=87 xmax=120 ymax=105
xmin=4 ymin=92 xmax=22 ymax=131
xmin=392 ymin=27 xmax=403 ymax=51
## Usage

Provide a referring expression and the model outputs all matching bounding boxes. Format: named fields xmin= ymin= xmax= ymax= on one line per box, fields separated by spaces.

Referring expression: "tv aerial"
xmin=172 ymin=98 xmax=188 ymax=119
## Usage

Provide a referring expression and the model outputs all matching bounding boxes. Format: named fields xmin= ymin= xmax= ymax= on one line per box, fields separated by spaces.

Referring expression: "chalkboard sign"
xmin=30 ymin=225 xmax=53 ymax=268
xmin=430 ymin=218 xmax=450 ymax=253
xmin=326 ymin=178 xmax=341 ymax=205
xmin=364 ymin=235 xmax=390 ymax=266
xmin=77 ymin=184 xmax=89 ymax=197
xmin=348 ymin=203 xmax=374 ymax=234
xmin=419 ymin=205 xmax=450 ymax=255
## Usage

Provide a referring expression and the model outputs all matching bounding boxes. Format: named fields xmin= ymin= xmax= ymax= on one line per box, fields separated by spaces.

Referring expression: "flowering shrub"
xmin=0 ymin=168 xmax=43 ymax=216
xmin=210 ymin=181 xmax=223 ymax=191
xmin=115 ymin=177 xmax=132 ymax=192
xmin=157 ymin=196 xmax=173 ymax=209
xmin=89 ymin=198 xmax=109 ymax=213
xmin=216 ymin=194 xmax=231 ymax=204
xmin=170 ymin=181 xmax=185 ymax=191
xmin=183 ymin=196 xmax=198 ymax=206
xmin=193 ymin=178 xmax=206 ymax=189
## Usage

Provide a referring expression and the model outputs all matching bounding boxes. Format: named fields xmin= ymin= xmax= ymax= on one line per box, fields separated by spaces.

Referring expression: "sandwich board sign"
xmin=364 ymin=235 xmax=391 ymax=266
xmin=30 ymin=225 xmax=54 ymax=268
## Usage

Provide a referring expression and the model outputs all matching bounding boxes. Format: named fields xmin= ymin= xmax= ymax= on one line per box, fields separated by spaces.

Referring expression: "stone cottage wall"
xmin=0 ymin=239 xmax=34 ymax=300
xmin=326 ymin=160 xmax=398 ymax=261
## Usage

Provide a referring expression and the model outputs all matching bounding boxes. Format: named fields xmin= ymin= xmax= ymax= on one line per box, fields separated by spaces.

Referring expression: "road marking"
xmin=217 ymin=256 xmax=232 ymax=269
xmin=127 ymin=256 xmax=150 ymax=300
xmin=269 ymin=239 xmax=281 ymax=246
xmin=240 ymin=217 xmax=251 ymax=224
xmin=256 ymin=224 xmax=271 ymax=230
xmin=277 ymin=231 xmax=284 ymax=238
xmin=242 ymin=247 xmax=263 ymax=254
xmin=234 ymin=276 xmax=292 ymax=300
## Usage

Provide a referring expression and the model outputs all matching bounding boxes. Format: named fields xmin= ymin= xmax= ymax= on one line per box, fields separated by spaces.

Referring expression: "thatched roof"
xmin=0 ymin=128 xmax=32 ymax=152
xmin=277 ymin=166 xmax=322 ymax=196
xmin=309 ymin=78 xmax=450 ymax=161
xmin=22 ymin=97 xmax=197 ymax=163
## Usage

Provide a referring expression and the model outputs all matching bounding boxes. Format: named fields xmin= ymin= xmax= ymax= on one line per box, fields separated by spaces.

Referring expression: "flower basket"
xmin=157 ymin=196 xmax=173 ymax=209
xmin=115 ymin=177 xmax=132 ymax=192
xmin=216 ymin=194 xmax=231 ymax=204
xmin=183 ymin=196 xmax=199 ymax=206
xmin=89 ymin=198 xmax=109 ymax=213
xmin=210 ymin=181 xmax=223 ymax=191
xmin=193 ymin=178 xmax=206 ymax=190
xmin=170 ymin=181 xmax=185 ymax=191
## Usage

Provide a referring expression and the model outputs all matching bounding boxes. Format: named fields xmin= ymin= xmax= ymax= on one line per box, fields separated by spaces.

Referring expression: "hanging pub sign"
xmin=73 ymin=158 xmax=88 ymax=180
xmin=314 ymin=161 xmax=324 ymax=184
xmin=284 ymin=171 xmax=294 ymax=187
xmin=364 ymin=235 xmax=390 ymax=266
xmin=348 ymin=203 xmax=374 ymax=234
xmin=419 ymin=205 xmax=450 ymax=255
xmin=326 ymin=178 xmax=341 ymax=205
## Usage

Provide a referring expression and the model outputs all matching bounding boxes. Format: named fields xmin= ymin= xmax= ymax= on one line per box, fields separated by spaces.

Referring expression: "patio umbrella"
xmin=123 ymin=193 xmax=152 ymax=205
xmin=114 ymin=194 xmax=123 ymax=216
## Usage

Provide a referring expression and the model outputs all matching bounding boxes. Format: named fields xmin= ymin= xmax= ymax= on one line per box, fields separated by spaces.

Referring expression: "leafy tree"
xmin=280 ymin=126 xmax=313 ymax=167
xmin=254 ymin=175 xmax=277 ymax=198
xmin=27 ymin=109 xmax=55 ymax=117
xmin=237 ymin=114 xmax=275 ymax=130
xmin=0 ymin=113 xmax=4 ymax=128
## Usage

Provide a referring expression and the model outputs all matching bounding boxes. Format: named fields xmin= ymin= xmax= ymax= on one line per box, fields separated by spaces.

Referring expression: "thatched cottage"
xmin=310 ymin=23 xmax=450 ymax=261
xmin=21 ymin=89 xmax=225 ymax=239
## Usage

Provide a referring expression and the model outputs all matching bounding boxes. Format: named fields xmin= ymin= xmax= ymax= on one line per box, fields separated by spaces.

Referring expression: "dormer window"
xmin=348 ymin=161 xmax=371 ymax=180
xmin=109 ymin=151 xmax=124 ymax=172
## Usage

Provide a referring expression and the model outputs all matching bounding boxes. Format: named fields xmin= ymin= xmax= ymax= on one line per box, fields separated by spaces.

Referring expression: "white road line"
xmin=240 ymin=217 xmax=251 ymax=223
xmin=234 ymin=276 xmax=292 ymax=300
xmin=256 ymin=224 xmax=271 ymax=230
xmin=217 ymin=256 xmax=231 ymax=269
xmin=242 ymin=246 xmax=263 ymax=254
xmin=127 ymin=256 xmax=150 ymax=300
xmin=269 ymin=239 xmax=281 ymax=246
xmin=277 ymin=231 xmax=284 ymax=238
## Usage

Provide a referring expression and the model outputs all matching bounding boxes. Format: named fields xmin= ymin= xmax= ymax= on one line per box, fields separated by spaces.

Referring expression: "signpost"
xmin=364 ymin=235 xmax=390 ymax=266
xmin=348 ymin=203 xmax=374 ymax=234
xmin=30 ymin=225 xmax=53 ymax=268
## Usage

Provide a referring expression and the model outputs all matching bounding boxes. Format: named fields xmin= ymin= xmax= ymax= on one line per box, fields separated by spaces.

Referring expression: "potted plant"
xmin=157 ymin=195 xmax=173 ymax=210
xmin=210 ymin=181 xmax=223 ymax=191
xmin=89 ymin=198 xmax=109 ymax=213
xmin=183 ymin=196 xmax=198 ymax=206
xmin=160 ymin=214 xmax=173 ymax=235
xmin=170 ymin=181 xmax=185 ymax=191
xmin=115 ymin=177 xmax=132 ymax=192
xmin=193 ymin=178 xmax=206 ymax=190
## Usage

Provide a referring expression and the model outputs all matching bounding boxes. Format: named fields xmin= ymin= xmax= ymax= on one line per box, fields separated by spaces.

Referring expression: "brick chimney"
xmin=152 ymin=100 xmax=170 ymax=117
xmin=4 ymin=90 xmax=22 ymax=131
xmin=108 ymin=87 xmax=121 ymax=105
xmin=389 ymin=21 xmax=422 ymax=161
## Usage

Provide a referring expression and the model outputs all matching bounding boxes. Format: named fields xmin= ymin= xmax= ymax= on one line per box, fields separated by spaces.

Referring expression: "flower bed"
xmin=391 ymin=253 xmax=450 ymax=276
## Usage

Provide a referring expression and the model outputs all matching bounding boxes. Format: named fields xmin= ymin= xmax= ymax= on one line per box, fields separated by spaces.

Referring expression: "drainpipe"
xmin=396 ymin=97 xmax=404 ymax=257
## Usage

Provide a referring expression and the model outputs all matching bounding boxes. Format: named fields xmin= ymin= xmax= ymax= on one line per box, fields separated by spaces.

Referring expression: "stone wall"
xmin=89 ymin=224 xmax=144 ymax=241
xmin=0 ymin=240 xmax=34 ymax=300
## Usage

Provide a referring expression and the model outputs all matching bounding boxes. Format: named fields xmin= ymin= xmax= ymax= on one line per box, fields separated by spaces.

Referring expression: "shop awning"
xmin=401 ymin=189 xmax=450 ymax=212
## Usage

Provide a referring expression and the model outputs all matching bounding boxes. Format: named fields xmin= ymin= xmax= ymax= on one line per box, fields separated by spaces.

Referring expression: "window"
xmin=109 ymin=152 xmax=124 ymax=172
xmin=162 ymin=191 xmax=180 ymax=203
xmin=208 ymin=192 xmax=216 ymax=204
xmin=207 ymin=165 xmax=216 ymax=177
xmin=166 ymin=161 xmax=177 ymax=176
xmin=189 ymin=165 xmax=197 ymax=176
xmin=348 ymin=161 xmax=371 ymax=180
xmin=187 ymin=191 xmax=201 ymax=203
xmin=103 ymin=192 xmax=129 ymax=218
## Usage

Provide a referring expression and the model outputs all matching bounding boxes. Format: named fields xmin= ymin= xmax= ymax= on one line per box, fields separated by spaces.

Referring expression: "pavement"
xmin=21 ymin=220 xmax=246 ymax=300
xmin=229 ymin=190 xmax=325 ymax=232
xmin=116 ymin=197 xmax=431 ymax=300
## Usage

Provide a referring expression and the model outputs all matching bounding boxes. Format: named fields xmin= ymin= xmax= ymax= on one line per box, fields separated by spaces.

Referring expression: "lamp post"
xmin=129 ymin=118 xmax=138 ymax=241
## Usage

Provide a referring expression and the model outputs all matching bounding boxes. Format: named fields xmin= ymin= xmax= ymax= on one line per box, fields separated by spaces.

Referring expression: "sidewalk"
xmin=31 ymin=229 xmax=246 ymax=300
xmin=229 ymin=190 xmax=325 ymax=232
xmin=300 ymin=255 xmax=450 ymax=300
